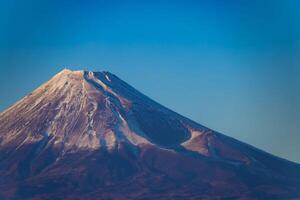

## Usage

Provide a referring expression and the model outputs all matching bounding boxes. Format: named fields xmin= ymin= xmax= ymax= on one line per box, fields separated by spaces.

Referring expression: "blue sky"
xmin=0 ymin=0 xmax=299 ymax=162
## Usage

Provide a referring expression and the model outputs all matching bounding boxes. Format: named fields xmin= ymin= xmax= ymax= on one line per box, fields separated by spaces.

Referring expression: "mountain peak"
xmin=1 ymin=68 xmax=190 ymax=151
xmin=46 ymin=69 xmax=117 ymax=97
xmin=55 ymin=69 xmax=113 ymax=80
xmin=1 ymin=67 xmax=208 ymax=152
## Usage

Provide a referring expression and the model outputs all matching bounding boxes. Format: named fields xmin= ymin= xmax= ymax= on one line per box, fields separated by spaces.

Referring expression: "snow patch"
xmin=105 ymin=74 xmax=111 ymax=82
xmin=181 ymin=129 xmax=210 ymax=156
xmin=104 ymin=130 xmax=117 ymax=150
xmin=87 ymin=71 xmax=130 ymax=109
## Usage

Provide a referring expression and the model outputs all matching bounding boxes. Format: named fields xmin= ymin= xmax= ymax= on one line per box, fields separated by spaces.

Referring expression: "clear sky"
xmin=0 ymin=0 xmax=299 ymax=162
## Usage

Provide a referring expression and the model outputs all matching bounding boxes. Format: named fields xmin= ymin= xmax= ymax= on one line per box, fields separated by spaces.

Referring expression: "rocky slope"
xmin=0 ymin=69 xmax=300 ymax=200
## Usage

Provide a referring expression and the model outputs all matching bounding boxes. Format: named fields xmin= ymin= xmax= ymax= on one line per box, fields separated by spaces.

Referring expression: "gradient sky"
xmin=0 ymin=0 xmax=299 ymax=162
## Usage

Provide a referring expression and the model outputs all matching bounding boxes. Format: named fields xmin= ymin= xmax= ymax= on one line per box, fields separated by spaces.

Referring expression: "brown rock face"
xmin=0 ymin=69 xmax=300 ymax=200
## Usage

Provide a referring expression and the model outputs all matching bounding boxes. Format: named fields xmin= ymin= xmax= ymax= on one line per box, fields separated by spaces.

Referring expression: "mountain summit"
xmin=0 ymin=69 xmax=300 ymax=200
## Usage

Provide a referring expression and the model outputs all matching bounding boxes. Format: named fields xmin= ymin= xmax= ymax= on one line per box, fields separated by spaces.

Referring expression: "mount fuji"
xmin=0 ymin=69 xmax=300 ymax=199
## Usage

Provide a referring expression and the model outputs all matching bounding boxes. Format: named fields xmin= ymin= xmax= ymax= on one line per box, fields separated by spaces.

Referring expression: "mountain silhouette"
xmin=0 ymin=69 xmax=299 ymax=199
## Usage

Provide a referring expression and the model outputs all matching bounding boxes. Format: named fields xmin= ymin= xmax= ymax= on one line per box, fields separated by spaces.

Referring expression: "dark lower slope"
xmin=0 ymin=142 xmax=300 ymax=200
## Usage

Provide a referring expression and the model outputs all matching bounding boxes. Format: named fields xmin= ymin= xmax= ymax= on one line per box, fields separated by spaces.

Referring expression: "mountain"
xmin=0 ymin=69 xmax=300 ymax=200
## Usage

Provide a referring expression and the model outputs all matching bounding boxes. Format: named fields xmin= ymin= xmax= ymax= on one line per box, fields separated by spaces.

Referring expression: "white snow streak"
xmin=105 ymin=74 xmax=111 ymax=82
